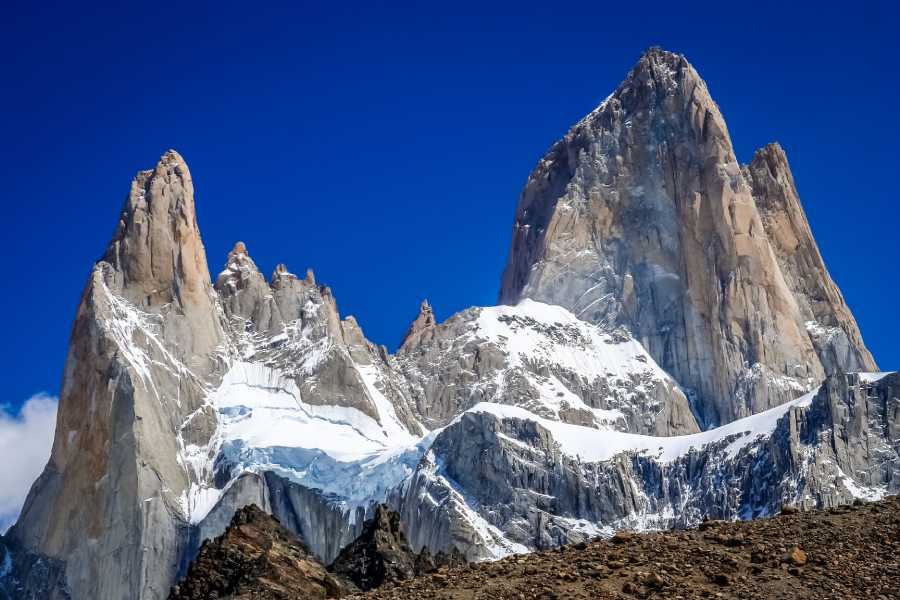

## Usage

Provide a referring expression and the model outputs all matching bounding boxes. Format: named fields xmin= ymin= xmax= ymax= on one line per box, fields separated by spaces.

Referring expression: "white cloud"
xmin=0 ymin=394 xmax=58 ymax=533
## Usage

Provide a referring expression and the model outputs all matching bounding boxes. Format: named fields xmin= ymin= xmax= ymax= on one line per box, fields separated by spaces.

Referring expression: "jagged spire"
xmin=229 ymin=240 xmax=248 ymax=257
xmin=399 ymin=298 xmax=436 ymax=351
xmin=102 ymin=148 xmax=213 ymax=309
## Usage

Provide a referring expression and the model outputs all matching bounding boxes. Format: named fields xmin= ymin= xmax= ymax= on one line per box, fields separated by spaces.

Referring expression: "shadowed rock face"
xmin=0 ymin=535 xmax=69 ymax=600
xmin=498 ymin=48 xmax=875 ymax=427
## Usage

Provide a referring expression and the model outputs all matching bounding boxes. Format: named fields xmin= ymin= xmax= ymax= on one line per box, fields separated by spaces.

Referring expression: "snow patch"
xmin=856 ymin=372 xmax=895 ymax=384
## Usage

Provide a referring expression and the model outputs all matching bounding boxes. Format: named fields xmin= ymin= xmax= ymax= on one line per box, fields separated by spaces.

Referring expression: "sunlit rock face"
xmin=498 ymin=48 xmax=875 ymax=428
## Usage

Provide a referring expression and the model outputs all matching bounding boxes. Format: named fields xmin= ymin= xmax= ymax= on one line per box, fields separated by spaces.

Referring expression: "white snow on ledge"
xmin=855 ymin=371 xmax=896 ymax=384
xmin=462 ymin=387 xmax=819 ymax=464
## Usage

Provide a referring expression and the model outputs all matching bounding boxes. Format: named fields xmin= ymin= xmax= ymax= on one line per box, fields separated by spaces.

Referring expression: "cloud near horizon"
xmin=0 ymin=394 xmax=57 ymax=533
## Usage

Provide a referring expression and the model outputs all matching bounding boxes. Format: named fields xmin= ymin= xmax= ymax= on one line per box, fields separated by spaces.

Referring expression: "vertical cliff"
xmin=498 ymin=48 xmax=875 ymax=426
xmin=8 ymin=151 xmax=226 ymax=600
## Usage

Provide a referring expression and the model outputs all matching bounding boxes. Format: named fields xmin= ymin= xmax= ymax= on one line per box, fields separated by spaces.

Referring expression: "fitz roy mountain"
xmin=1 ymin=48 xmax=896 ymax=600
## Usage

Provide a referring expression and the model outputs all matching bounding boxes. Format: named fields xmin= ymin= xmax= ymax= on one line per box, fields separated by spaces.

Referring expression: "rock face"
xmin=169 ymin=505 xmax=347 ymax=600
xmin=498 ymin=48 xmax=875 ymax=427
xmin=3 ymin=49 xmax=894 ymax=600
xmin=743 ymin=143 xmax=875 ymax=376
xmin=395 ymin=372 xmax=899 ymax=561
xmin=8 ymin=150 xmax=226 ymax=600
xmin=0 ymin=535 xmax=69 ymax=600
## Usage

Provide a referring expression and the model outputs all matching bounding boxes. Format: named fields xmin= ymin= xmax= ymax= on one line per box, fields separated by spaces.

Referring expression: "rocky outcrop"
xmin=170 ymin=505 xmax=347 ymax=600
xmin=329 ymin=505 xmax=423 ymax=591
xmin=498 ymin=48 xmax=874 ymax=427
xmin=396 ymin=301 xmax=699 ymax=435
xmin=399 ymin=300 xmax=437 ymax=351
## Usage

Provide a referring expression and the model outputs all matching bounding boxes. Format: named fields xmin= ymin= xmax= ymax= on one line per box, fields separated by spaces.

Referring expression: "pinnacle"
xmin=631 ymin=46 xmax=689 ymax=80
xmin=159 ymin=148 xmax=186 ymax=166
xmin=229 ymin=241 xmax=248 ymax=257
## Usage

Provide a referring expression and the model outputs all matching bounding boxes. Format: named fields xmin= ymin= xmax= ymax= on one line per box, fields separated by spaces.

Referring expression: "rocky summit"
xmin=1 ymin=47 xmax=897 ymax=600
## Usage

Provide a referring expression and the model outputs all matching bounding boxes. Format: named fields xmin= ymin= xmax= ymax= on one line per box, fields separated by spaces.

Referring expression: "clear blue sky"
xmin=3 ymin=1 xmax=898 ymax=409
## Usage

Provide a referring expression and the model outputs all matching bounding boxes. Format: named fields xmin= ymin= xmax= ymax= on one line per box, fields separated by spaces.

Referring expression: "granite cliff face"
xmin=2 ymin=48 xmax=894 ymax=600
xmin=9 ymin=151 xmax=226 ymax=600
xmin=498 ymin=48 xmax=875 ymax=427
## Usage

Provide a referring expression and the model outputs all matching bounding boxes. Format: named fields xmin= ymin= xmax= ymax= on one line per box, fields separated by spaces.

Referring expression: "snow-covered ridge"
xmin=461 ymin=387 xmax=818 ymax=464
xmin=419 ymin=298 xmax=694 ymax=431
xmin=475 ymin=300 xmax=670 ymax=386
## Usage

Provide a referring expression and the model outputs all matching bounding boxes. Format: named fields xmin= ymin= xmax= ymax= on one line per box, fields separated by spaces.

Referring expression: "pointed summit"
xmin=399 ymin=298 xmax=436 ymax=351
xmin=9 ymin=150 xmax=226 ymax=599
xmin=102 ymin=148 xmax=212 ymax=310
xmin=229 ymin=240 xmax=248 ymax=257
xmin=498 ymin=49 xmax=872 ymax=426
xmin=744 ymin=143 xmax=876 ymax=374
xmin=215 ymin=240 xmax=264 ymax=295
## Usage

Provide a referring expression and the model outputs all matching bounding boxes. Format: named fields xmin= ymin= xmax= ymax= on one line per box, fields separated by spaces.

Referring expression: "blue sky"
xmin=2 ymin=1 xmax=898 ymax=410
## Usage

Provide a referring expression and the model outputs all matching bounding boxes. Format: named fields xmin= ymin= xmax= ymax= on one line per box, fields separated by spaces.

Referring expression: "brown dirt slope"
xmin=352 ymin=496 xmax=900 ymax=600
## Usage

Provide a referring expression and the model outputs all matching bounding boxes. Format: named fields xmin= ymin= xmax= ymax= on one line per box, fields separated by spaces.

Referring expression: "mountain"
xmin=498 ymin=48 xmax=875 ymax=427
xmin=3 ymin=48 xmax=897 ymax=600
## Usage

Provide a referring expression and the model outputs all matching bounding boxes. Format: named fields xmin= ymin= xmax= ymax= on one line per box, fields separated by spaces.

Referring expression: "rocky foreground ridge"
xmin=354 ymin=495 xmax=900 ymax=600
xmin=1 ymin=47 xmax=896 ymax=600
xmin=168 ymin=504 xmax=462 ymax=599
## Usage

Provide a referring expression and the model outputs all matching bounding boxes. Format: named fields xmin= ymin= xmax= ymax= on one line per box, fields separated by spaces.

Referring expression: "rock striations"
xmin=2 ymin=49 xmax=896 ymax=600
